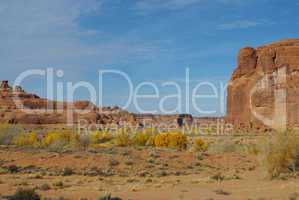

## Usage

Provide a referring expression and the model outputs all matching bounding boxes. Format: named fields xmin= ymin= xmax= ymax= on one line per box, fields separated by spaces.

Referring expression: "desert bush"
xmin=13 ymin=132 xmax=40 ymax=147
xmin=0 ymin=124 xmax=23 ymax=145
xmin=9 ymin=188 xmax=40 ymax=200
xmin=41 ymin=131 xmax=80 ymax=151
xmin=41 ymin=131 xmax=70 ymax=147
xmin=192 ymin=138 xmax=209 ymax=152
xmin=133 ymin=132 xmax=151 ymax=146
xmin=260 ymin=131 xmax=299 ymax=178
xmin=154 ymin=131 xmax=187 ymax=149
xmin=90 ymin=131 xmax=113 ymax=145
xmin=133 ymin=128 xmax=159 ymax=146
xmin=12 ymin=130 xmax=83 ymax=150
xmin=114 ymin=129 xmax=132 ymax=147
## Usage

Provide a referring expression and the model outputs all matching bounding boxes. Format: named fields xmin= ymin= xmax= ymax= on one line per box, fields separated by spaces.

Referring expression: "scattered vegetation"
xmin=0 ymin=124 xmax=259 ymax=155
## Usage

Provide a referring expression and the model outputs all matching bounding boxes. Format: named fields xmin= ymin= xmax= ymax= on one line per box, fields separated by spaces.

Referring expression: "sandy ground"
xmin=0 ymin=146 xmax=298 ymax=200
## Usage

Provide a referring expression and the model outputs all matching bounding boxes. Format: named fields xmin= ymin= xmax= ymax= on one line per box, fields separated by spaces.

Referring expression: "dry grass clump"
xmin=260 ymin=131 xmax=299 ymax=178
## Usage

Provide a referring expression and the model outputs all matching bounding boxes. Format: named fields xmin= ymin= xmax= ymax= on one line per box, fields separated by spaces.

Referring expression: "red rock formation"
xmin=0 ymin=82 xmax=136 ymax=126
xmin=227 ymin=39 xmax=299 ymax=132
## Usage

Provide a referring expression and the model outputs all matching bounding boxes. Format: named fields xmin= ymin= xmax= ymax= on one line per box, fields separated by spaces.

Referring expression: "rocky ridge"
xmin=0 ymin=81 xmax=136 ymax=126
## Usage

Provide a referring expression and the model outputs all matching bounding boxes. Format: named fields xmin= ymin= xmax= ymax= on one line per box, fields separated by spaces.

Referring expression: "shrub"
xmin=13 ymin=132 xmax=39 ymax=147
xmin=0 ymin=124 xmax=23 ymax=145
xmin=10 ymin=188 xmax=40 ymax=200
xmin=41 ymin=131 xmax=79 ymax=151
xmin=41 ymin=131 xmax=70 ymax=147
xmin=133 ymin=128 xmax=159 ymax=146
xmin=192 ymin=138 xmax=209 ymax=152
xmin=154 ymin=131 xmax=187 ymax=149
xmin=90 ymin=131 xmax=113 ymax=145
xmin=260 ymin=131 xmax=299 ymax=178
xmin=133 ymin=132 xmax=151 ymax=146
xmin=114 ymin=129 xmax=132 ymax=147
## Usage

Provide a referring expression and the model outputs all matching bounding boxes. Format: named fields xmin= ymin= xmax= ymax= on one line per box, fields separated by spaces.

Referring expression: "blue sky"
xmin=1 ymin=0 xmax=299 ymax=116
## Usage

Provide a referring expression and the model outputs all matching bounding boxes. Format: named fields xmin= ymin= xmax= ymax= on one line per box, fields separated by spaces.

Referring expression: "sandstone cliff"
xmin=227 ymin=39 xmax=299 ymax=132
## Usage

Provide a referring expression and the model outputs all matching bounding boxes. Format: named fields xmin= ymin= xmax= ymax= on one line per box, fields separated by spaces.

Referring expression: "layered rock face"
xmin=0 ymin=81 xmax=198 ymax=128
xmin=227 ymin=39 xmax=299 ymax=132
xmin=0 ymin=81 xmax=136 ymax=126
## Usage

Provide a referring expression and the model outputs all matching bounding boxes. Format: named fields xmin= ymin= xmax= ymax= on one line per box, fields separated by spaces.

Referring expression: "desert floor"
xmin=0 ymin=143 xmax=298 ymax=200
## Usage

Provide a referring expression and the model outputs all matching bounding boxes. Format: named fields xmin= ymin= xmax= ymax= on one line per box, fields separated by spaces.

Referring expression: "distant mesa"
xmin=0 ymin=81 xmax=194 ymax=128
xmin=0 ymin=81 xmax=136 ymax=126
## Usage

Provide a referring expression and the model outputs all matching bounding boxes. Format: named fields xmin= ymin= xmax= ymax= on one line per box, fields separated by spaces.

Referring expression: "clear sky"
xmin=1 ymin=0 xmax=298 ymax=116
